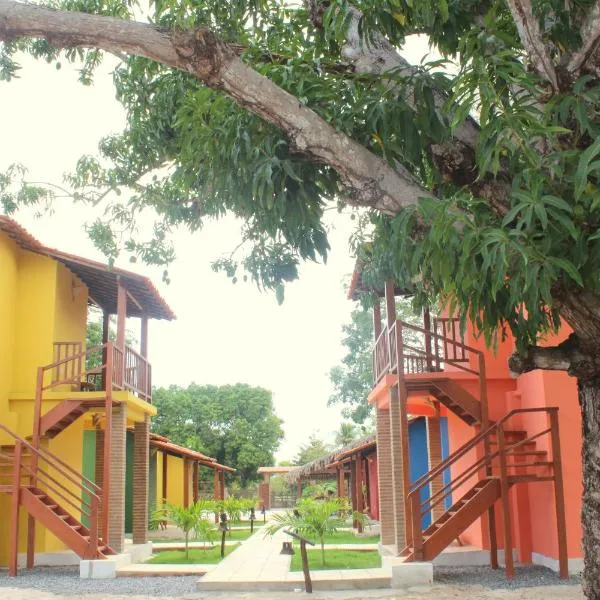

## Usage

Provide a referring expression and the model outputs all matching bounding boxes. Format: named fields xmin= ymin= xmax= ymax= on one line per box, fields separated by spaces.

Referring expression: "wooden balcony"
xmin=372 ymin=317 xmax=469 ymax=385
xmin=52 ymin=341 xmax=152 ymax=402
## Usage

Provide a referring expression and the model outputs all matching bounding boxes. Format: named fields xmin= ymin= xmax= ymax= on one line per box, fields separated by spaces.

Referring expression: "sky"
xmin=0 ymin=33 xmax=438 ymax=461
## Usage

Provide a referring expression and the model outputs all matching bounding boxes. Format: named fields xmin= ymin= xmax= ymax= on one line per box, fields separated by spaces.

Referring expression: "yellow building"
xmin=0 ymin=216 xmax=175 ymax=574
xmin=150 ymin=433 xmax=234 ymax=509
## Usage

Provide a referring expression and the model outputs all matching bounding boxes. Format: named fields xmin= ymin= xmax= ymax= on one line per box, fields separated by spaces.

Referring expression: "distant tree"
xmin=152 ymin=383 xmax=284 ymax=486
xmin=328 ymin=299 xmax=422 ymax=423
xmin=334 ymin=422 xmax=361 ymax=447
xmin=277 ymin=460 xmax=293 ymax=467
xmin=294 ymin=434 xmax=331 ymax=466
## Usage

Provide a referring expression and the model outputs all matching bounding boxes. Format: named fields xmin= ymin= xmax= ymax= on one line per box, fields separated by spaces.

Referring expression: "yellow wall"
xmin=0 ymin=235 xmax=18 ymax=417
xmin=11 ymin=251 xmax=58 ymax=392
xmin=54 ymin=262 xmax=88 ymax=352
xmin=3 ymin=232 xmax=89 ymax=395
xmin=155 ymin=453 xmax=191 ymax=508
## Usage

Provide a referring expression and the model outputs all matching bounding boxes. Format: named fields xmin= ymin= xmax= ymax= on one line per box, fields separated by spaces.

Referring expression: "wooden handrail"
xmin=405 ymin=407 xmax=560 ymax=563
xmin=409 ymin=407 xmax=557 ymax=493
xmin=0 ymin=423 xmax=103 ymax=566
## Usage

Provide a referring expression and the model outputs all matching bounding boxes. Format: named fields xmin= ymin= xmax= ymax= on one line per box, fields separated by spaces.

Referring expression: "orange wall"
xmin=443 ymin=320 xmax=582 ymax=562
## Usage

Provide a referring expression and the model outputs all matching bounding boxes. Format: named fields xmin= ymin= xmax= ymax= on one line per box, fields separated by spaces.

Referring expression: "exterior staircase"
xmin=374 ymin=317 xmax=568 ymax=578
xmin=20 ymin=488 xmax=115 ymax=559
xmin=39 ymin=397 xmax=116 ymax=438
xmin=405 ymin=378 xmax=482 ymax=425
xmin=0 ymin=424 xmax=113 ymax=575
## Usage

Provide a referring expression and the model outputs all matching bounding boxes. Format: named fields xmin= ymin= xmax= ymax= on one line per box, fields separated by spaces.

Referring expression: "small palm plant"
xmin=265 ymin=497 xmax=360 ymax=566
xmin=152 ymin=500 xmax=217 ymax=559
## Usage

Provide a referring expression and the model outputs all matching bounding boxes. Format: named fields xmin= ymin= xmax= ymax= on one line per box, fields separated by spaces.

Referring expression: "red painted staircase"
xmin=0 ymin=424 xmax=113 ymax=575
xmin=39 ymin=397 xmax=117 ymax=438
xmin=21 ymin=488 xmax=115 ymax=559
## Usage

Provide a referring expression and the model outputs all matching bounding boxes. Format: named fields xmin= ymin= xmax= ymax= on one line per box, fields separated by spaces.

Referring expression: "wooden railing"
xmin=373 ymin=316 xmax=470 ymax=385
xmin=52 ymin=342 xmax=83 ymax=386
xmin=432 ymin=317 xmax=469 ymax=364
xmin=0 ymin=423 xmax=102 ymax=575
xmin=373 ymin=327 xmax=391 ymax=381
xmin=123 ymin=345 xmax=151 ymax=401
xmin=50 ymin=341 xmax=151 ymax=401
xmin=405 ymin=407 xmax=567 ymax=578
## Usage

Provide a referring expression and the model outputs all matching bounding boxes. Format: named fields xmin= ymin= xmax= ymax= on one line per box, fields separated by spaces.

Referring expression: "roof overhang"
xmin=0 ymin=216 xmax=175 ymax=320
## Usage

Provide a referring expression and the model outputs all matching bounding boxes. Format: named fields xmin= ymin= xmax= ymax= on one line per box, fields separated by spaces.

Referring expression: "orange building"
xmin=351 ymin=274 xmax=580 ymax=576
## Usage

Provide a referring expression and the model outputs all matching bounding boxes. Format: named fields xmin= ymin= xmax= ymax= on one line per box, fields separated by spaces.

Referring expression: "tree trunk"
xmin=580 ymin=377 xmax=600 ymax=599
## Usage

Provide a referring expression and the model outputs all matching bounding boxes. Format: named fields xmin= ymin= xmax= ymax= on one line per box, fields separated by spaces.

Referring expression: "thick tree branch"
xmin=506 ymin=0 xmax=559 ymax=90
xmin=567 ymin=0 xmax=600 ymax=75
xmin=509 ymin=334 xmax=600 ymax=380
xmin=305 ymin=1 xmax=513 ymax=212
xmin=306 ymin=2 xmax=480 ymax=150
xmin=0 ymin=0 xmax=433 ymax=215
xmin=508 ymin=336 xmax=575 ymax=375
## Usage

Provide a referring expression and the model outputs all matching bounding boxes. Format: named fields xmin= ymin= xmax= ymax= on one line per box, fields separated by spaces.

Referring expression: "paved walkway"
xmin=197 ymin=527 xmax=390 ymax=591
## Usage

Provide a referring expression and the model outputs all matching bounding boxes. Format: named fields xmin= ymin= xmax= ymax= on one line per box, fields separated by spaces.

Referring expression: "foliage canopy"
xmin=152 ymin=383 xmax=284 ymax=486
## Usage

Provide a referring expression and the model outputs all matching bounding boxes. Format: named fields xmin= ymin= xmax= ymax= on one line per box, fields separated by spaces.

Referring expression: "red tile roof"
xmin=150 ymin=435 xmax=236 ymax=473
xmin=0 ymin=216 xmax=175 ymax=320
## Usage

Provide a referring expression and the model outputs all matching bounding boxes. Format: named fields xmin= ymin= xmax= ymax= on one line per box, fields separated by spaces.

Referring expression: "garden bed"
xmin=289 ymin=549 xmax=381 ymax=571
xmin=147 ymin=544 xmax=240 ymax=564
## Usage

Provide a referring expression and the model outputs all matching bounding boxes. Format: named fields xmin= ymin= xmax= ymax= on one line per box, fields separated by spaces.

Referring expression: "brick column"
xmin=426 ymin=414 xmax=445 ymax=522
xmin=132 ymin=415 xmax=150 ymax=545
xmin=376 ymin=406 xmax=395 ymax=546
xmin=95 ymin=428 xmax=105 ymax=487
xmin=108 ymin=404 xmax=127 ymax=553
xmin=388 ymin=384 xmax=409 ymax=551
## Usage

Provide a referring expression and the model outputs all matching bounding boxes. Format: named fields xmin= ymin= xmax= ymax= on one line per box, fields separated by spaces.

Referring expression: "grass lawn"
xmin=151 ymin=529 xmax=255 ymax=543
xmin=290 ymin=549 xmax=381 ymax=571
xmin=234 ymin=520 xmax=265 ymax=527
xmin=147 ymin=544 xmax=240 ymax=564
xmin=320 ymin=531 xmax=380 ymax=544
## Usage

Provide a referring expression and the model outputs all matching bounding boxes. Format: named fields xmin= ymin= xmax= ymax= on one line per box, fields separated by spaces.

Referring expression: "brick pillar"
xmin=426 ymin=415 xmax=445 ymax=522
xmin=132 ymin=415 xmax=150 ymax=545
xmin=95 ymin=428 xmax=105 ymax=488
xmin=388 ymin=385 xmax=409 ymax=551
xmin=376 ymin=406 xmax=395 ymax=546
xmin=108 ymin=404 xmax=127 ymax=553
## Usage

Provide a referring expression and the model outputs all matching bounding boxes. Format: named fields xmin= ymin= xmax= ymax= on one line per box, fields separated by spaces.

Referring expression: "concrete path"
xmin=117 ymin=563 xmax=215 ymax=576
xmin=197 ymin=526 xmax=391 ymax=591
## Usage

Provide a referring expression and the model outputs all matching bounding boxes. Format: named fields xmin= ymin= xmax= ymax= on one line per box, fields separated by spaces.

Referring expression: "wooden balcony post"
xmin=88 ymin=495 xmax=99 ymax=559
xmin=101 ymin=310 xmax=109 ymax=391
xmin=140 ymin=315 xmax=149 ymax=398
xmin=213 ymin=468 xmax=219 ymax=500
xmin=183 ymin=459 xmax=190 ymax=508
xmin=497 ymin=427 xmax=514 ymax=578
xmin=9 ymin=440 xmax=22 ymax=576
xmin=423 ymin=308 xmax=433 ymax=371
xmin=337 ymin=467 xmax=345 ymax=498
xmin=384 ymin=280 xmax=396 ymax=327
xmin=373 ymin=298 xmax=382 ymax=340
xmin=102 ymin=342 xmax=113 ymax=545
xmin=219 ymin=470 xmax=226 ymax=500
xmin=549 ymin=409 xmax=569 ymax=579
xmin=193 ymin=461 xmax=199 ymax=504
xmin=116 ymin=278 xmax=127 ymax=351
xmin=162 ymin=451 xmax=168 ymax=502
xmin=411 ymin=493 xmax=423 ymax=561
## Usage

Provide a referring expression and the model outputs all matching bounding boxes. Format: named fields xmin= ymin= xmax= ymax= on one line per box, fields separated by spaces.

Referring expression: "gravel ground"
xmin=0 ymin=565 xmax=583 ymax=600
xmin=434 ymin=565 xmax=580 ymax=588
